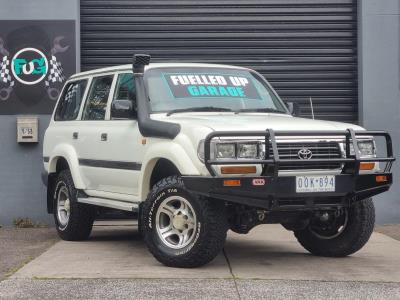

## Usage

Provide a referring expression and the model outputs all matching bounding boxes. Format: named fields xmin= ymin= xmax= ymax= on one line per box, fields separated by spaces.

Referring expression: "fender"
xmin=48 ymin=143 xmax=86 ymax=189
xmin=138 ymin=141 xmax=201 ymax=200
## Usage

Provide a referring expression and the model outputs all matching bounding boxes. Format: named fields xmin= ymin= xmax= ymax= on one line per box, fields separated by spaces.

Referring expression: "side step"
xmin=78 ymin=197 xmax=139 ymax=212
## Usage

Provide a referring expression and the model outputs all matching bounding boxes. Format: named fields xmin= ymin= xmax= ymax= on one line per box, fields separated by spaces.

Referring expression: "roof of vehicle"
xmin=70 ymin=62 xmax=249 ymax=80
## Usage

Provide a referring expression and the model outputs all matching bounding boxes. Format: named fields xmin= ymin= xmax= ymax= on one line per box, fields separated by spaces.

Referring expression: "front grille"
xmin=267 ymin=141 xmax=342 ymax=171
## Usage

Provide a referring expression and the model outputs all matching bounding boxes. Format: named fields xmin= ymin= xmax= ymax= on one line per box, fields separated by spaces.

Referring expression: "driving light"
xmin=238 ymin=143 xmax=258 ymax=158
xmin=216 ymin=143 xmax=236 ymax=159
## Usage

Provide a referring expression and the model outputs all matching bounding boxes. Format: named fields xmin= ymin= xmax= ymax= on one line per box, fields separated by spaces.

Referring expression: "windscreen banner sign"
xmin=164 ymin=73 xmax=261 ymax=100
xmin=0 ymin=20 xmax=76 ymax=114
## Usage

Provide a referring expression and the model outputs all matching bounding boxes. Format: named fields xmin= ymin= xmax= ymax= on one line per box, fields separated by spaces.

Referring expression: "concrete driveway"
xmin=1 ymin=222 xmax=400 ymax=299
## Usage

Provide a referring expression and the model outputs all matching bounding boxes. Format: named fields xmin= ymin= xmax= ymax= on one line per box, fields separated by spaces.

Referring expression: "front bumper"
xmin=182 ymin=173 xmax=393 ymax=211
xmin=191 ymin=128 xmax=395 ymax=211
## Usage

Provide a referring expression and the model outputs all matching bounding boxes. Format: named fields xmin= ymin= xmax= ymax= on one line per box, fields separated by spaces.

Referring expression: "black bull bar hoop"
xmin=204 ymin=129 xmax=395 ymax=177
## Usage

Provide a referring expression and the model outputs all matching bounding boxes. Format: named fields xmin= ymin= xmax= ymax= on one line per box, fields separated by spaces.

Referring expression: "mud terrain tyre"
xmin=294 ymin=198 xmax=375 ymax=257
xmin=142 ymin=175 xmax=228 ymax=268
xmin=53 ymin=170 xmax=95 ymax=241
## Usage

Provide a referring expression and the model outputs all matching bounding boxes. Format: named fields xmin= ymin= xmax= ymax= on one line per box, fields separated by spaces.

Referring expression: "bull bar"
xmin=182 ymin=129 xmax=395 ymax=211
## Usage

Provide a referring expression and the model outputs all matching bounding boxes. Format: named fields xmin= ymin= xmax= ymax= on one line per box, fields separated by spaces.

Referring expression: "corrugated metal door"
xmin=80 ymin=0 xmax=358 ymax=123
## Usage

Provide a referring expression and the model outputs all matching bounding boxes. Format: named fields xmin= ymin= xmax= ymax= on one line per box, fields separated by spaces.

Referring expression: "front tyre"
xmin=294 ymin=198 xmax=375 ymax=257
xmin=142 ymin=176 xmax=228 ymax=268
xmin=53 ymin=170 xmax=95 ymax=241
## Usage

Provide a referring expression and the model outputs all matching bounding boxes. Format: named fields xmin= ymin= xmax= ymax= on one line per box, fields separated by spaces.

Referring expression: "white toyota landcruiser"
xmin=43 ymin=54 xmax=395 ymax=268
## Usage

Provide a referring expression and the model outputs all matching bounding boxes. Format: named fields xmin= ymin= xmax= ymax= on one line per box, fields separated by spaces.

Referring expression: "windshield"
xmin=145 ymin=67 xmax=288 ymax=114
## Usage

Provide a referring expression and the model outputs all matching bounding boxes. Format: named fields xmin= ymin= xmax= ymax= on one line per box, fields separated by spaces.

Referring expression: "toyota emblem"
xmin=297 ymin=148 xmax=313 ymax=160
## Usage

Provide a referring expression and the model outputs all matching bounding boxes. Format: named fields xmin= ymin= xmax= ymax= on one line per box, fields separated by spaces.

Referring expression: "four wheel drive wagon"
xmin=42 ymin=54 xmax=395 ymax=268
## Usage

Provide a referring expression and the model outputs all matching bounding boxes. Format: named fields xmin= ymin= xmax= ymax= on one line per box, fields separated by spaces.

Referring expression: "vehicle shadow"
xmin=89 ymin=224 xmax=142 ymax=242
xmin=71 ymin=223 xmax=398 ymax=282
xmin=88 ymin=223 xmax=309 ymax=260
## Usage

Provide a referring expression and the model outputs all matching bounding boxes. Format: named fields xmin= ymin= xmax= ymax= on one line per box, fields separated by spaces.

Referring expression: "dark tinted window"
xmin=82 ymin=75 xmax=113 ymax=120
xmin=113 ymin=73 xmax=135 ymax=101
xmin=112 ymin=73 xmax=137 ymax=119
xmin=54 ymin=80 xmax=87 ymax=121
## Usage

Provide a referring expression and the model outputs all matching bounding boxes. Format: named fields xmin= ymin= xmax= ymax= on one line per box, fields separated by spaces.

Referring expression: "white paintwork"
xmin=153 ymin=112 xmax=364 ymax=132
xmin=84 ymin=189 xmax=139 ymax=202
xmin=43 ymin=63 xmax=369 ymax=211
xmin=77 ymin=197 xmax=138 ymax=212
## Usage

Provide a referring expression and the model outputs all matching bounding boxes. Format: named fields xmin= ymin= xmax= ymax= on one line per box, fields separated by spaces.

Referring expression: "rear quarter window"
xmin=54 ymin=79 xmax=88 ymax=121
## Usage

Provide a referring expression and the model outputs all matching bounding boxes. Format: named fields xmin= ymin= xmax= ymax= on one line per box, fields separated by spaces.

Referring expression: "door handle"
xmin=101 ymin=133 xmax=107 ymax=141
xmin=72 ymin=132 xmax=78 ymax=139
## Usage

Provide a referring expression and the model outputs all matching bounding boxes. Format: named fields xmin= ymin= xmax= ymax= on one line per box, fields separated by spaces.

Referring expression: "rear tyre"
xmin=141 ymin=175 xmax=228 ymax=268
xmin=53 ymin=170 xmax=95 ymax=241
xmin=294 ymin=198 xmax=375 ymax=257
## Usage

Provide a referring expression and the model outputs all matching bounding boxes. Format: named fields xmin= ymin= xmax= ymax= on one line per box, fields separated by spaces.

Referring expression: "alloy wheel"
xmin=155 ymin=196 xmax=197 ymax=249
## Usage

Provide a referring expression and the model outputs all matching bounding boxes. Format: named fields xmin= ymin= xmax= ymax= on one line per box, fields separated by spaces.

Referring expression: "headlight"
xmin=197 ymin=140 xmax=260 ymax=162
xmin=216 ymin=143 xmax=236 ymax=159
xmin=345 ymin=140 xmax=375 ymax=157
xmin=357 ymin=141 xmax=375 ymax=156
xmin=238 ymin=143 xmax=258 ymax=158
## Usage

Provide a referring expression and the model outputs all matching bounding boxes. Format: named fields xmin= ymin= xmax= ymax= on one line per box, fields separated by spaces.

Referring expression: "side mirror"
xmin=111 ymin=99 xmax=136 ymax=119
xmin=285 ymin=101 xmax=300 ymax=117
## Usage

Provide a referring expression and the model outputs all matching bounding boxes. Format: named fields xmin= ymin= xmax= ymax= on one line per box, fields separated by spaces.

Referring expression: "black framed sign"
xmin=0 ymin=20 xmax=76 ymax=114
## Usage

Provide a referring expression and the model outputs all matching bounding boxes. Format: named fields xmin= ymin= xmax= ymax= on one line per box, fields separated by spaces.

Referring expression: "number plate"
xmin=296 ymin=175 xmax=335 ymax=193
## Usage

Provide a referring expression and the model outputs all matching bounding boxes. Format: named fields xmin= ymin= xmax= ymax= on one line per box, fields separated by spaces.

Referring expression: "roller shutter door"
xmin=80 ymin=0 xmax=358 ymax=123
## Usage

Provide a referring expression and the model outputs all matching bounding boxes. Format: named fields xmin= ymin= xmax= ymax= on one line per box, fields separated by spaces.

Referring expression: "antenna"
xmin=309 ymin=97 xmax=315 ymax=119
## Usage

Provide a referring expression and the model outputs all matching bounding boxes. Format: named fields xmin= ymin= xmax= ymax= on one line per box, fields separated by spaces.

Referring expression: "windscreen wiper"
xmin=234 ymin=108 xmax=287 ymax=114
xmin=166 ymin=106 xmax=233 ymax=116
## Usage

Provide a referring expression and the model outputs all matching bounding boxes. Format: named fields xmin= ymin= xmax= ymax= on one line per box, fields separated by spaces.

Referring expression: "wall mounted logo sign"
xmin=11 ymin=47 xmax=49 ymax=85
xmin=0 ymin=20 xmax=76 ymax=114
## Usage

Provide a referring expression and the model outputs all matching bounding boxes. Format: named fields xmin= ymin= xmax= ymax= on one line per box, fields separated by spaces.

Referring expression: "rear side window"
xmin=82 ymin=75 xmax=113 ymax=120
xmin=54 ymin=80 xmax=87 ymax=121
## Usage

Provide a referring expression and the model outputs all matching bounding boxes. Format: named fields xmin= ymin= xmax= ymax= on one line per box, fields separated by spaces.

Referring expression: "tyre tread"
xmin=294 ymin=198 xmax=375 ymax=257
xmin=142 ymin=175 xmax=228 ymax=268
xmin=54 ymin=170 xmax=95 ymax=241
